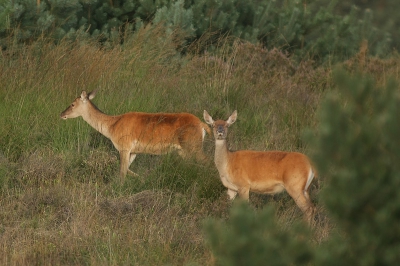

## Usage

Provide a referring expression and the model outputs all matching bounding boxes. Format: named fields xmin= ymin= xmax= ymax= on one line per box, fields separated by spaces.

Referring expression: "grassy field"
xmin=0 ymin=27 xmax=399 ymax=265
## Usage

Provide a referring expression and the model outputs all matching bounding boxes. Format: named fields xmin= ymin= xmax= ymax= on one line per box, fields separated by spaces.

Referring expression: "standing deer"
xmin=204 ymin=110 xmax=316 ymax=223
xmin=60 ymin=90 xmax=211 ymax=181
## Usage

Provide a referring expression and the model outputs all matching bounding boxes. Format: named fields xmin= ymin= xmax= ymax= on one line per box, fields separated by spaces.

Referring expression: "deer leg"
xmin=119 ymin=150 xmax=130 ymax=182
xmin=219 ymin=178 xmax=238 ymax=200
xmin=302 ymin=190 xmax=316 ymax=225
xmin=238 ymin=187 xmax=250 ymax=201
xmin=286 ymin=187 xmax=315 ymax=225
xmin=193 ymin=137 xmax=208 ymax=162
xmin=177 ymin=148 xmax=187 ymax=159
xmin=227 ymin=189 xmax=238 ymax=200
xmin=127 ymin=154 xmax=138 ymax=176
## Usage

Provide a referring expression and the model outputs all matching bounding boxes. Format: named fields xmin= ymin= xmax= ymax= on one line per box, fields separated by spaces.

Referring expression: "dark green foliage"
xmin=153 ymin=0 xmax=194 ymax=38
xmin=204 ymin=201 xmax=313 ymax=266
xmin=0 ymin=0 xmax=161 ymax=43
xmin=309 ymin=70 xmax=400 ymax=265
xmin=0 ymin=0 xmax=397 ymax=62
xmin=185 ymin=0 xmax=394 ymax=61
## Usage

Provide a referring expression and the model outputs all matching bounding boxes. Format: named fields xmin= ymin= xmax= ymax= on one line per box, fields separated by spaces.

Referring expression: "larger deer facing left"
xmin=60 ymin=91 xmax=211 ymax=182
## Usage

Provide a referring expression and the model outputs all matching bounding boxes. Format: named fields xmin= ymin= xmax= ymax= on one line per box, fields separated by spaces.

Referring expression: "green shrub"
xmin=0 ymin=0 xmax=396 ymax=62
xmin=204 ymin=201 xmax=313 ymax=266
xmin=310 ymin=70 xmax=400 ymax=265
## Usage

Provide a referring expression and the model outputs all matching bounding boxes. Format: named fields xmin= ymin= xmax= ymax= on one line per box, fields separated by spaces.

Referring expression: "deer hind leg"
xmin=286 ymin=187 xmax=315 ymax=225
xmin=193 ymin=129 xmax=208 ymax=162
xmin=178 ymin=145 xmax=207 ymax=162
xmin=127 ymin=154 xmax=138 ymax=176
xmin=177 ymin=148 xmax=187 ymax=159
xmin=302 ymin=190 xmax=316 ymax=225
xmin=178 ymin=127 xmax=206 ymax=161
xmin=238 ymin=187 xmax=250 ymax=201
xmin=119 ymin=150 xmax=131 ymax=182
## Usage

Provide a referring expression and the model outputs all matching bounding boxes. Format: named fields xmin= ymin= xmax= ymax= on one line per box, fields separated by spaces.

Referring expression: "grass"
xmin=0 ymin=26 xmax=399 ymax=264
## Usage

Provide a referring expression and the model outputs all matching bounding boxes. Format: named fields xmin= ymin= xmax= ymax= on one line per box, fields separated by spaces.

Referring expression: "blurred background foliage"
xmin=0 ymin=0 xmax=398 ymax=63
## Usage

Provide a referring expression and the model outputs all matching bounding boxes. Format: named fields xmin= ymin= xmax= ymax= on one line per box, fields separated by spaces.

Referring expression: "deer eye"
xmin=71 ymin=103 xmax=75 ymax=107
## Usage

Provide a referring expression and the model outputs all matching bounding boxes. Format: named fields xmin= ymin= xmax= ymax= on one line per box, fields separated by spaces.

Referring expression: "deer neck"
xmin=214 ymin=139 xmax=230 ymax=172
xmin=81 ymin=102 xmax=115 ymax=139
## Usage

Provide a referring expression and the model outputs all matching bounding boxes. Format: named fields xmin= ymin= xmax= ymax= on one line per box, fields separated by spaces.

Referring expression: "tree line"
xmin=0 ymin=0 xmax=398 ymax=63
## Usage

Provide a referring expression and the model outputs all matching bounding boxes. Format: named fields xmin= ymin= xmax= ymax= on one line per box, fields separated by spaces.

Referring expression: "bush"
xmin=310 ymin=70 xmax=400 ymax=265
xmin=204 ymin=201 xmax=313 ymax=266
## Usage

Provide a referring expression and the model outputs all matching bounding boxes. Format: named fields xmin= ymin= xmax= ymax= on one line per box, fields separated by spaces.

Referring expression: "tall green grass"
xmin=1 ymin=25 xmax=398 ymax=264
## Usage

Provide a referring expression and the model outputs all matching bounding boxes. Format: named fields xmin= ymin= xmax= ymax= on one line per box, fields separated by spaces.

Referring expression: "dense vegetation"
xmin=1 ymin=0 xmax=399 ymax=265
xmin=1 ymin=0 xmax=399 ymax=62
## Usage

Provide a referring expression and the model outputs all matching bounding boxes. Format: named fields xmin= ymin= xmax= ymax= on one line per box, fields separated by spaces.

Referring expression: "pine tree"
xmin=309 ymin=70 xmax=400 ymax=265
xmin=153 ymin=0 xmax=195 ymax=39
xmin=0 ymin=0 xmax=396 ymax=61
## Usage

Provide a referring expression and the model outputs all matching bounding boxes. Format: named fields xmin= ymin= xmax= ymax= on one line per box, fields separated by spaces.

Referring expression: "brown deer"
xmin=204 ymin=110 xmax=316 ymax=223
xmin=60 ymin=91 xmax=211 ymax=182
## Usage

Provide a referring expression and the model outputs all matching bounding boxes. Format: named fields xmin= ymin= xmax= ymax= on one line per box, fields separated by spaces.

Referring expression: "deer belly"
xmin=132 ymin=141 xmax=181 ymax=154
xmin=251 ymin=183 xmax=285 ymax=195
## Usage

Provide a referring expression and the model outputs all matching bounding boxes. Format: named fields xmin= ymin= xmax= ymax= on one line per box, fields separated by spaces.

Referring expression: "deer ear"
xmin=203 ymin=110 xmax=214 ymax=125
xmin=88 ymin=90 xmax=97 ymax=100
xmin=80 ymin=91 xmax=88 ymax=101
xmin=227 ymin=110 xmax=237 ymax=126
